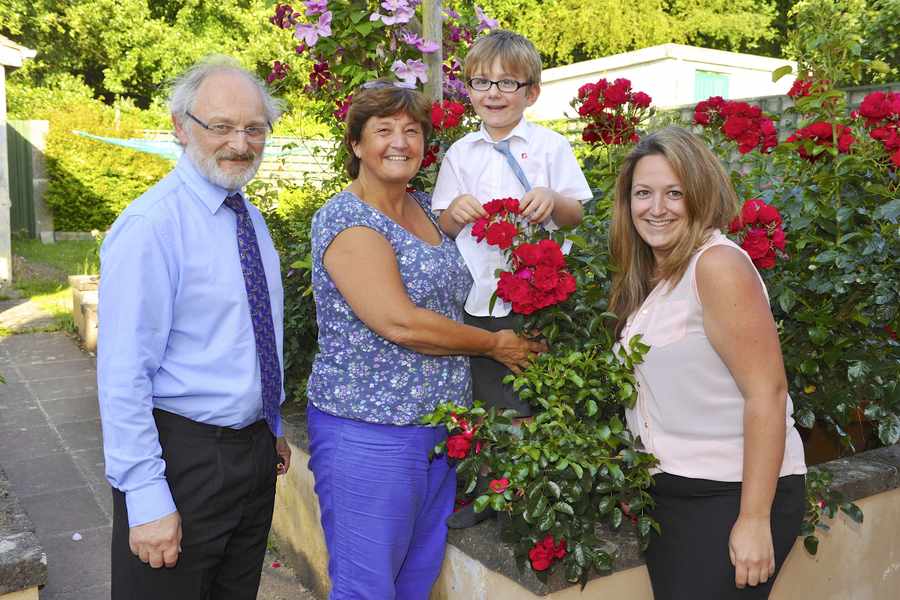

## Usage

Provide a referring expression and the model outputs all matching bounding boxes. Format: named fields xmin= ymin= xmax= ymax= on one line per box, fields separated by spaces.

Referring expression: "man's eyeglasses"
xmin=467 ymin=77 xmax=531 ymax=93
xmin=361 ymin=80 xmax=418 ymax=90
xmin=185 ymin=111 xmax=271 ymax=142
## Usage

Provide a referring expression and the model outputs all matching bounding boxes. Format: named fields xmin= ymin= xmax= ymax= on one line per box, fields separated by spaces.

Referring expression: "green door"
xmin=6 ymin=122 xmax=35 ymax=238
xmin=694 ymin=70 xmax=730 ymax=101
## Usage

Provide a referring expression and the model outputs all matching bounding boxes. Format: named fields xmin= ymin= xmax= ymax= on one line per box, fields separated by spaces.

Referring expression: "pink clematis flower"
xmin=392 ymin=59 xmax=428 ymax=85
xmin=370 ymin=0 xmax=414 ymax=25
xmin=294 ymin=10 xmax=332 ymax=47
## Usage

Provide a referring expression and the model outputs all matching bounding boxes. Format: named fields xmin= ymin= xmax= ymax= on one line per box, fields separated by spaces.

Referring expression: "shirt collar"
xmin=467 ymin=117 xmax=532 ymax=145
xmin=175 ymin=153 xmax=241 ymax=214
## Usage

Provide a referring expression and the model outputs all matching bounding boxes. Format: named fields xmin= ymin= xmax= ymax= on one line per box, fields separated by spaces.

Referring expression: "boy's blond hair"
xmin=463 ymin=30 xmax=542 ymax=86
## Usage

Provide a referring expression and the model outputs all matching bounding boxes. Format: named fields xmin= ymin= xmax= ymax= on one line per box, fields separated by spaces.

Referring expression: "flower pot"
xmin=798 ymin=414 xmax=877 ymax=466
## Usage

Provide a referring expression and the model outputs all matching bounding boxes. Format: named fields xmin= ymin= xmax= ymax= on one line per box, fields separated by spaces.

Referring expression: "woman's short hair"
xmin=609 ymin=126 xmax=739 ymax=334
xmin=463 ymin=30 xmax=542 ymax=87
xmin=343 ymin=81 xmax=433 ymax=179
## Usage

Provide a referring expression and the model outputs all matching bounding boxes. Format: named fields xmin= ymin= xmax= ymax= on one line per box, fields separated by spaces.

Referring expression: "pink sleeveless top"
xmin=621 ymin=230 xmax=807 ymax=481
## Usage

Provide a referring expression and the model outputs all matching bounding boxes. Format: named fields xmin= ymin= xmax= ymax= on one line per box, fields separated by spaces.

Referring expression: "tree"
xmin=480 ymin=0 xmax=779 ymax=66
xmin=1 ymin=0 xmax=297 ymax=108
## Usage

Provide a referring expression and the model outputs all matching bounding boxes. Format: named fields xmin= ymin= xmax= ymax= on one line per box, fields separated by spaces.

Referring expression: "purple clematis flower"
xmin=475 ymin=5 xmax=498 ymax=31
xmin=398 ymin=30 xmax=439 ymax=54
xmin=294 ymin=10 xmax=332 ymax=47
xmin=391 ymin=59 xmax=428 ymax=85
xmin=370 ymin=0 xmax=414 ymax=25
xmin=304 ymin=0 xmax=327 ymax=16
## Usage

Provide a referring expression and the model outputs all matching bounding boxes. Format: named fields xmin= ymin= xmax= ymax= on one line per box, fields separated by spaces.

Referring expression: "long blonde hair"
xmin=609 ymin=127 xmax=739 ymax=337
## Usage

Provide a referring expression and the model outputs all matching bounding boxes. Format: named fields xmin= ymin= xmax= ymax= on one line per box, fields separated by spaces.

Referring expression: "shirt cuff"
xmin=124 ymin=480 xmax=177 ymax=527
xmin=271 ymin=412 xmax=284 ymax=438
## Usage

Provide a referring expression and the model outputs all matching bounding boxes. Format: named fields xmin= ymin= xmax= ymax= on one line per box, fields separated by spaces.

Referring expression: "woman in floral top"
xmin=306 ymin=81 xmax=544 ymax=600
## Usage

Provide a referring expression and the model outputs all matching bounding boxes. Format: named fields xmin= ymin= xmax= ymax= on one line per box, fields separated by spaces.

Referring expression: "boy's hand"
xmin=445 ymin=194 xmax=488 ymax=226
xmin=520 ymin=187 xmax=558 ymax=224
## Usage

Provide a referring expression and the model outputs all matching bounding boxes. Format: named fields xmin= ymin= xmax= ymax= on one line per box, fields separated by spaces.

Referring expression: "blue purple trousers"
xmin=307 ymin=404 xmax=456 ymax=600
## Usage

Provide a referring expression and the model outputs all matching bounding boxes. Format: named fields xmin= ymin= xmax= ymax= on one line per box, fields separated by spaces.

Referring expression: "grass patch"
xmin=12 ymin=238 xmax=99 ymax=275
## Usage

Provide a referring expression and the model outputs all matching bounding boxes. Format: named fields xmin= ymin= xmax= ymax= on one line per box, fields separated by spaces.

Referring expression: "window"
xmin=694 ymin=70 xmax=729 ymax=101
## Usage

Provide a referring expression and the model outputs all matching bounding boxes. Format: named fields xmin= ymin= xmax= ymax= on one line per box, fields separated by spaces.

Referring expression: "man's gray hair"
xmin=168 ymin=55 xmax=285 ymax=124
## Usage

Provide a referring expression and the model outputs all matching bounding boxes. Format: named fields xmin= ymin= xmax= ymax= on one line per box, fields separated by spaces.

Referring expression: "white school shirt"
xmin=620 ymin=230 xmax=807 ymax=481
xmin=432 ymin=118 xmax=593 ymax=317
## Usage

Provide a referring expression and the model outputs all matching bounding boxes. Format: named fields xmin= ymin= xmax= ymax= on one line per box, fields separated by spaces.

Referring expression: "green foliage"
xmin=1 ymin=0 xmax=298 ymax=108
xmin=8 ymin=82 xmax=171 ymax=231
xmin=800 ymin=467 xmax=863 ymax=554
xmin=784 ymin=0 xmax=899 ymax=86
xmin=251 ymin=180 xmax=339 ymax=405
xmin=481 ymin=0 xmax=779 ymax=66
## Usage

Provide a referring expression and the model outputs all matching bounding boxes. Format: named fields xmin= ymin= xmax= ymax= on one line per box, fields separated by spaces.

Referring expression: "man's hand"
xmin=520 ymin=187 xmax=558 ymax=224
xmin=129 ymin=511 xmax=182 ymax=568
xmin=276 ymin=436 xmax=291 ymax=475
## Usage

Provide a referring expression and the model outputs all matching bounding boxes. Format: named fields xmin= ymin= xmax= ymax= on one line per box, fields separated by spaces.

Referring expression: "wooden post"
xmin=422 ymin=0 xmax=443 ymax=102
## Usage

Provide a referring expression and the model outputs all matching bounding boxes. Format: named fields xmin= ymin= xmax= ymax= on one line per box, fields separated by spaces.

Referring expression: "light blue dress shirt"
xmin=98 ymin=155 xmax=284 ymax=527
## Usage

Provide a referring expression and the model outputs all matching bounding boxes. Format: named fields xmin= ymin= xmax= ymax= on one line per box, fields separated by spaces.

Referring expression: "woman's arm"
xmin=323 ymin=226 xmax=544 ymax=372
xmin=696 ymin=245 xmax=788 ymax=590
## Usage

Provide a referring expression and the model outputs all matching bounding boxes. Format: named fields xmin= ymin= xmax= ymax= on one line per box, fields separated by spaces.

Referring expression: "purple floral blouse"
xmin=307 ymin=190 xmax=473 ymax=424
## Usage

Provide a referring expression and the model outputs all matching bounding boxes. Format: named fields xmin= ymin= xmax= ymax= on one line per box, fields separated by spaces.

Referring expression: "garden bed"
xmin=0 ymin=467 xmax=47 ymax=599
xmin=270 ymin=403 xmax=900 ymax=599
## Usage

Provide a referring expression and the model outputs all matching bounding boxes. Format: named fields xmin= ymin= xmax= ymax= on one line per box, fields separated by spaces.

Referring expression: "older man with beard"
xmin=98 ymin=55 xmax=291 ymax=600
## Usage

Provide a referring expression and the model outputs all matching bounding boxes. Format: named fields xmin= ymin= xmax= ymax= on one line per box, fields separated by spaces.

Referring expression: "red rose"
xmin=513 ymin=243 xmax=542 ymax=267
xmin=532 ymin=265 xmax=560 ymax=291
xmin=431 ymin=103 xmax=445 ymax=129
xmin=723 ymin=116 xmax=752 ymax=139
xmin=536 ymin=239 xmax=567 ymax=269
xmin=837 ymin=130 xmax=855 ymax=153
xmin=503 ymin=198 xmax=521 ymax=213
xmin=771 ymin=226 xmax=786 ymax=251
xmin=741 ymin=228 xmax=772 ymax=260
xmin=485 ymin=221 xmax=518 ymax=249
xmin=472 ymin=218 xmax=488 ymax=242
xmin=604 ymin=83 xmax=629 ymax=107
xmin=446 ymin=434 xmax=472 ymax=459
xmin=741 ymin=199 xmax=765 ymax=225
xmin=807 ymin=121 xmax=834 ymax=139
xmin=728 ymin=216 xmax=743 ymax=233
xmin=488 ymin=478 xmax=510 ymax=494
xmin=528 ymin=541 xmax=554 ymax=571
xmin=756 ymin=203 xmax=781 ymax=225
xmin=552 ymin=271 xmax=577 ymax=302
xmin=482 ymin=199 xmax=507 ymax=215
xmin=754 ymin=250 xmax=776 ymax=270
xmin=632 ymin=91 xmax=652 ymax=108
xmin=578 ymin=82 xmax=597 ymax=100
xmin=694 ymin=109 xmax=711 ymax=126
xmin=582 ymin=123 xmax=600 ymax=143
xmin=553 ymin=538 xmax=567 ymax=559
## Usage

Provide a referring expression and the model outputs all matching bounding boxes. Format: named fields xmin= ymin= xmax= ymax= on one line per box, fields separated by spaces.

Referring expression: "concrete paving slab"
xmin=0 ymin=405 xmax=47 ymax=432
xmin=26 ymin=374 xmax=97 ymax=403
xmin=0 ymin=299 xmax=56 ymax=332
xmin=13 ymin=359 xmax=96 ymax=384
xmin=40 ymin=395 xmax=100 ymax=426
xmin=21 ymin=486 xmax=108 ymax=537
xmin=41 ymin=582 xmax=111 ymax=600
xmin=0 ymin=425 xmax=65 ymax=462
xmin=87 ymin=482 xmax=113 ymax=520
xmin=69 ymin=448 xmax=106 ymax=489
xmin=0 ymin=383 xmax=36 ymax=408
xmin=2 ymin=453 xmax=86 ymax=498
xmin=55 ymin=419 xmax=102 ymax=453
xmin=39 ymin=527 xmax=111 ymax=597
xmin=0 ymin=333 xmax=86 ymax=366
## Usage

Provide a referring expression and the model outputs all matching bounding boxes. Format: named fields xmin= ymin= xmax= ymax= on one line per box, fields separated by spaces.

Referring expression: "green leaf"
xmin=803 ymin=535 xmax=819 ymax=555
xmin=638 ymin=515 xmax=652 ymax=537
xmin=546 ymin=480 xmax=561 ymax=499
xmin=795 ymin=407 xmax=816 ymax=429
xmin=490 ymin=493 xmax=507 ymax=511
xmin=609 ymin=415 xmax=624 ymax=434
xmin=597 ymin=496 xmax=614 ymax=515
xmin=878 ymin=413 xmax=900 ymax=445
xmin=473 ymin=494 xmax=491 ymax=513
xmin=570 ymin=462 xmax=584 ymax=479
xmin=567 ymin=371 xmax=585 ymax=388
xmin=538 ymin=509 xmax=556 ymax=532
xmin=597 ymin=424 xmax=611 ymax=442
xmin=553 ymin=501 xmax=575 ymax=516
xmin=875 ymin=199 xmax=900 ymax=223
xmin=772 ymin=64 xmax=793 ymax=82
xmin=586 ymin=399 xmax=598 ymax=416
xmin=840 ymin=503 xmax=864 ymax=524
xmin=610 ymin=507 xmax=623 ymax=528
xmin=607 ymin=463 xmax=624 ymax=483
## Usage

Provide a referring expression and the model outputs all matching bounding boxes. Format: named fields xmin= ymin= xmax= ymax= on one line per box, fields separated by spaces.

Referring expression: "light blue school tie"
xmin=493 ymin=139 xmax=532 ymax=192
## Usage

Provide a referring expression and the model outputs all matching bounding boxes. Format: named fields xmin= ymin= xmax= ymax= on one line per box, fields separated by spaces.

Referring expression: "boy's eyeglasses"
xmin=185 ymin=111 xmax=270 ymax=142
xmin=361 ymin=80 xmax=418 ymax=90
xmin=467 ymin=77 xmax=531 ymax=93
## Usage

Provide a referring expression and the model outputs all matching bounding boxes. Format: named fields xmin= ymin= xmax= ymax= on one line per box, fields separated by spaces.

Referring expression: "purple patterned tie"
xmin=223 ymin=193 xmax=282 ymax=436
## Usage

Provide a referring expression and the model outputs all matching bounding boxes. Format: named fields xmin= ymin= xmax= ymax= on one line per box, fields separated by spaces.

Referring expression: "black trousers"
xmin=645 ymin=473 xmax=805 ymax=600
xmin=111 ymin=409 xmax=278 ymax=600
xmin=464 ymin=313 xmax=532 ymax=417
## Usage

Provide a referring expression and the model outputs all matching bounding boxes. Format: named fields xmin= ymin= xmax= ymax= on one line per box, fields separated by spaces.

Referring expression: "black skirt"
xmin=463 ymin=312 xmax=532 ymax=417
xmin=644 ymin=473 xmax=805 ymax=600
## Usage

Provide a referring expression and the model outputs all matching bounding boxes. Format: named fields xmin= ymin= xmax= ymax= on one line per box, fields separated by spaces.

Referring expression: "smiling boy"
xmin=432 ymin=29 xmax=592 ymax=528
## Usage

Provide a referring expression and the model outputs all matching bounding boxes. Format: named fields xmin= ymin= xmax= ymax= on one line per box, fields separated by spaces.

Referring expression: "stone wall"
xmin=270 ymin=404 xmax=900 ymax=599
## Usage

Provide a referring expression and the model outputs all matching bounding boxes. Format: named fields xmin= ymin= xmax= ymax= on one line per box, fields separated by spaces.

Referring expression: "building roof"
xmin=541 ymin=43 xmax=794 ymax=84
xmin=0 ymin=35 xmax=36 ymax=67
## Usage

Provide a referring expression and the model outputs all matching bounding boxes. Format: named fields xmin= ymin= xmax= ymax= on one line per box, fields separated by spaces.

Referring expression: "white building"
xmin=527 ymin=43 xmax=797 ymax=122
xmin=1 ymin=35 xmax=36 ymax=285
